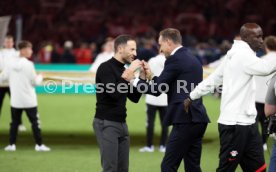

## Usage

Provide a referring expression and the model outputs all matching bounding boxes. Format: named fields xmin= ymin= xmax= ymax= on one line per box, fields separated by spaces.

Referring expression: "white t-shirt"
xmin=0 ymin=57 xmax=43 ymax=108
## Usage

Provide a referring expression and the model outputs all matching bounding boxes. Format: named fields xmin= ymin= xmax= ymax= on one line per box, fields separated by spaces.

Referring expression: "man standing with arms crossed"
xmin=93 ymin=35 xmax=142 ymax=172
xmin=185 ymin=23 xmax=276 ymax=172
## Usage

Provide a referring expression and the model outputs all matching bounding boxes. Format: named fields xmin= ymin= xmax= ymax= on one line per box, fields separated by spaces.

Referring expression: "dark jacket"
xmin=137 ymin=47 xmax=210 ymax=126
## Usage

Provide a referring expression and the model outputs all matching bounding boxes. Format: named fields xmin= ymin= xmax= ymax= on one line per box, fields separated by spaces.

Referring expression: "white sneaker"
xmin=139 ymin=146 xmax=154 ymax=152
xmin=18 ymin=124 xmax=27 ymax=132
xmin=35 ymin=144 xmax=51 ymax=151
xmin=4 ymin=144 xmax=16 ymax=151
xmin=263 ymin=144 xmax=267 ymax=151
xmin=159 ymin=145 xmax=166 ymax=153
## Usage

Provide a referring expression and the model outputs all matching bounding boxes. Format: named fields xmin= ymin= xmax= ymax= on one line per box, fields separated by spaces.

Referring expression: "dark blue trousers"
xmin=161 ymin=123 xmax=207 ymax=172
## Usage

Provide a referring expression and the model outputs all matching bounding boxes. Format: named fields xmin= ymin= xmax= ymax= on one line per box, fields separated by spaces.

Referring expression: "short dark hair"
xmin=18 ymin=41 xmax=32 ymax=50
xmin=114 ymin=35 xmax=135 ymax=52
xmin=264 ymin=36 xmax=276 ymax=51
xmin=5 ymin=34 xmax=13 ymax=39
xmin=240 ymin=23 xmax=261 ymax=40
xmin=159 ymin=28 xmax=182 ymax=44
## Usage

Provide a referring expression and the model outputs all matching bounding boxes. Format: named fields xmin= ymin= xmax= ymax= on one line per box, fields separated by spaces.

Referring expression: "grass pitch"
xmin=0 ymin=94 xmax=272 ymax=172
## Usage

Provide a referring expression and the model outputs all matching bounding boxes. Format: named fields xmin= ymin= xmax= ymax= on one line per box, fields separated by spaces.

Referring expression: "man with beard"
xmin=93 ymin=35 xmax=142 ymax=172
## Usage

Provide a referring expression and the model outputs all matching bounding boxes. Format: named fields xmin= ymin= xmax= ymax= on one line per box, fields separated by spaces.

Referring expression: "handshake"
xmin=121 ymin=59 xmax=153 ymax=82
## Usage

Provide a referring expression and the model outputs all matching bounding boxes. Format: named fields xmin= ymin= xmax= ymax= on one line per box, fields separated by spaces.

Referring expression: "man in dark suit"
xmin=128 ymin=28 xmax=210 ymax=172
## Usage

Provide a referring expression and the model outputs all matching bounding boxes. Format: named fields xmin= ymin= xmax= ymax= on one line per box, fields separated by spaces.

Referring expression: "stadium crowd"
xmin=1 ymin=0 xmax=276 ymax=65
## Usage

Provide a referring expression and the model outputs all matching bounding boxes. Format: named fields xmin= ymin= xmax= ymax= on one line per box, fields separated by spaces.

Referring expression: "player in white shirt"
xmin=0 ymin=41 xmax=50 ymax=151
xmin=139 ymin=54 xmax=168 ymax=153
xmin=89 ymin=39 xmax=114 ymax=73
xmin=184 ymin=23 xmax=274 ymax=172
xmin=254 ymin=36 xmax=276 ymax=151
xmin=0 ymin=35 xmax=26 ymax=131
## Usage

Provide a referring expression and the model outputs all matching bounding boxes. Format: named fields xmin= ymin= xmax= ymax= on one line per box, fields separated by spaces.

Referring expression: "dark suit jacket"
xmin=137 ymin=47 xmax=210 ymax=126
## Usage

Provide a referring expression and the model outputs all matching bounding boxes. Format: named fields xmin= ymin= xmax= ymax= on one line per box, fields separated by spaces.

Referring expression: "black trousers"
xmin=10 ymin=107 xmax=42 ymax=145
xmin=146 ymin=104 xmax=168 ymax=146
xmin=0 ymin=87 xmax=10 ymax=113
xmin=0 ymin=87 xmax=22 ymax=124
xmin=216 ymin=124 xmax=266 ymax=172
xmin=161 ymin=123 xmax=207 ymax=172
xmin=255 ymin=102 xmax=269 ymax=144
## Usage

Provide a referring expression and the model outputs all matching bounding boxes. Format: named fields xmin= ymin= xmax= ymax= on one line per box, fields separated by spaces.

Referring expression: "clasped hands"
xmin=122 ymin=59 xmax=192 ymax=114
xmin=121 ymin=59 xmax=153 ymax=82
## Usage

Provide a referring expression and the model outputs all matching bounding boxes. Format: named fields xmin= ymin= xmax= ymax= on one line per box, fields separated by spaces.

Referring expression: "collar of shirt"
xmin=233 ymin=40 xmax=255 ymax=53
xmin=111 ymin=57 xmax=125 ymax=68
xmin=170 ymin=46 xmax=183 ymax=56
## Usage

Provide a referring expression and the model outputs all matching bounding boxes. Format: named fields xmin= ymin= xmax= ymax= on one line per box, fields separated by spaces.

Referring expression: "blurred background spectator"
xmin=60 ymin=40 xmax=75 ymax=63
xmin=89 ymin=38 xmax=114 ymax=73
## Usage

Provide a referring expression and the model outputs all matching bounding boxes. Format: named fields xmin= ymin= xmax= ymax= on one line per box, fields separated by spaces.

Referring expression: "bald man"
xmin=184 ymin=23 xmax=276 ymax=171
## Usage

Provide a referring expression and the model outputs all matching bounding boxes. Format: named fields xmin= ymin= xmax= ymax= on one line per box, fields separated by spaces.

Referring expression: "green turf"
xmin=0 ymin=94 xmax=272 ymax=172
